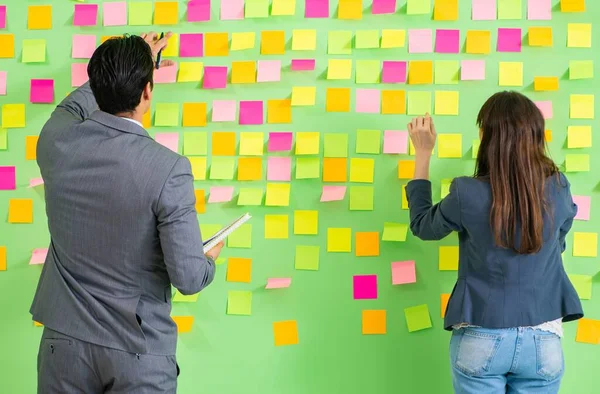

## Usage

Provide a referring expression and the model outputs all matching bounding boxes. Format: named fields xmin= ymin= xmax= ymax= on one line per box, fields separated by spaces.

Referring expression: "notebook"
xmin=202 ymin=213 xmax=252 ymax=253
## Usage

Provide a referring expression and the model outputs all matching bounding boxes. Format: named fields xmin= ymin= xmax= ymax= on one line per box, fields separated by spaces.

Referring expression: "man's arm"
xmin=43 ymin=81 xmax=98 ymax=131
xmin=157 ymin=157 xmax=216 ymax=295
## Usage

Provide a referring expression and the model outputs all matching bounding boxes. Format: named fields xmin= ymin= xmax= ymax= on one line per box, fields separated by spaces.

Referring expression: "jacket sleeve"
xmin=156 ymin=157 xmax=216 ymax=295
xmin=43 ymin=82 xmax=98 ymax=129
xmin=559 ymin=175 xmax=578 ymax=253
xmin=406 ymin=179 xmax=463 ymax=241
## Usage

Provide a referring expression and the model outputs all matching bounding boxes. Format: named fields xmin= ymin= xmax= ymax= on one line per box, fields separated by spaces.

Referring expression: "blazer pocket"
xmin=454 ymin=330 xmax=503 ymax=377
xmin=535 ymin=334 xmax=564 ymax=381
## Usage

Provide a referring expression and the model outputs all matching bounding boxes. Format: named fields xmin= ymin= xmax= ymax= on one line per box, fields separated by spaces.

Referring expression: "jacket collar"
xmin=88 ymin=111 xmax=150 ymax=138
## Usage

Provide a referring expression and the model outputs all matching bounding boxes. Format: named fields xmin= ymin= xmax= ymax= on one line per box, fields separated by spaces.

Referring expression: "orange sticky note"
xmin=261 ymin=31 xmax=285 ymax=55
xmin=408 ymin=61 xmax=433 ymax=85
xmin=183 ymin=103 xmax=206 ymax=127
xmin=211 ymin=132 xmax=236 ymax=156
xmin=382 ymin=90 xmax=406 ymax=115
xmin=323 ymin=158 xmax=347 ymax=182
xmin=237 ymin=158 xmax=262 ymax=181
xmin=205 ymin=32 xmax=229 ymax=57
xmin=528 ymin=27 xmax=553 ymax=47
xmin=545 ymin=130 xmax=552 ymax=142
xmin=356 ymin=232 xmax=380 ymax=257
xmin=226 ymin=257 xmax=252 ymax=283
xmin=34 ymin=321 xmax=44 ymax=327
xmin=172 ymin=316 xmax=194 ymax=333
xmin=0 ymin=34 xmax=15 ymax=58
xmin=194 ymin=189 xmax=206 ymax=213
xmin=267 ymin=99 xmax=291 ymax=124
xmin=28 ymin=5 xmax=52 ymax=30
xmin=231 ymin=61 xmax=256 ymax=84
xmin=466 ymin=30 xmax=490 ymax=54
xmin=273 ymin=320 xmax=299 ymax=346
xmin=575 ymin=318 xmax=600 ymax=344
xmin=561 ymin=0 xmax=585 ymax=12
xmin=8 ymin=199 xmax=33 ymax=224
xmin=154 ymin=2 xmax=179 ymax=25
xmin=362 ymin=310 xmax=386 ymax=335
xmin=25 ymin=136 xmax=39 ymax=160
xmin=326 ymin=88 xmax=351 ymax=112
xmin=101 ymin=35 xmax=121 ymax=44
xmin=0 ymin=246 xmax=6 ymax=271
xmin=534 ymin=77 xmax=559 ymax=91
xmin=338 ymin=0 xmax=363 ymax=20
xmin=398 ymin=160 xmax=415 ymax=179
xmin=434 ymin=0 xmax=458 ymax=21
xmin=441 ymin=293 xmax=450 ymax=318
xmin=142 ymin=110 xmax=151 ymax=128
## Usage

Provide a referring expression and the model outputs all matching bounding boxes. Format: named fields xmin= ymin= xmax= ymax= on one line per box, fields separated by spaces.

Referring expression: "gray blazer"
xmin=30 ymin=83 xmax=215 ymax=356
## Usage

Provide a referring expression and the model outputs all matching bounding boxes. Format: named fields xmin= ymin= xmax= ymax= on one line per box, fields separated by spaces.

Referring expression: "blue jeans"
xmin=450 ymin=327 xmax=563 ymax=394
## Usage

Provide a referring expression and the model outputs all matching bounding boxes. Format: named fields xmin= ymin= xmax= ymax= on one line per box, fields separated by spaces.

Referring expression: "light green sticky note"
xmin=356 ymin=60 xmax=381 ymax=84
xmin=128 ymin=2 xmax=153 ymax=26
xmin=565 ymin=154 xmax=590 ymax=172
xmin=328 ymin=31 xmax=353 ymax=55
xmin=22 ymin=39 xmax=46 ymax=63
xmin=227 ymin=224 xmax=252 ymax=248
xmin=441 ymin=179 xmax=452 ymax=198
xmin=0 ymin=128 xmax=7 ymax=150
xmin=200 ymin=224 xmax=223 ymax=239
xmin=349 ymin=186 xmax=374 ymax=211
xmin=210 ymin=157 xmax=235 ymax=180
xmin=498 ymin=0 xmax=522 ymax=20
xmin=245 ymin=0 xmax=269 ymax=17
xmin=155 ymin=103 xmax=180 ymax=127
xmin=227 ymin=290 xmax=252 ymax=315
xmin=407 ymin=0 xmax=430 ymax=14
xmin=407 ymin=91 xmax=432 ymax=115
xmin=238 ymin=188 xmax=263 ymax=206
xmin=183 ymin=132 xmax=207 ymax=155
xmin=569 ymin=60 xmax=594 ymax=80
xmin=435 ymin=61 xmax=459 ymax=85
xmin=382 ymin=222 xmax=408 ymax=242
xmin=356 ymin=129 xmax=381 ymax=154
xmin=215 ymin=257 xmax=226 ymax=265
xmin=296 ymin=157 xmax=320 ymax=179
xmin=173 ymin=289 xmax=199 ymax=303
xmin=295 ymin=245 xmax=320 ymax=271
xmin=355 ymin=30 xmax=379 ymax=49
xmin=324 ymin=133 xmax=349 ymax=158
xmin=472 ymin=139 xmax=480 ymax=159
xmin=568 ymin=274 xmax=592 ymax=300
xmin=404 ymin=304 xmax=432 ymax=332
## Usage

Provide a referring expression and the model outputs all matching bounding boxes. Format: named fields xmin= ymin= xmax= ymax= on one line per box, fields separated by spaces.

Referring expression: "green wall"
xmin=0 ymin=1 xmax=598 ymax=393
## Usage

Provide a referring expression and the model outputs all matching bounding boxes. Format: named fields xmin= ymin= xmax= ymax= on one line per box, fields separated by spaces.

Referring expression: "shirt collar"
xmin=120 ymin=117 xmax=143 ymax=128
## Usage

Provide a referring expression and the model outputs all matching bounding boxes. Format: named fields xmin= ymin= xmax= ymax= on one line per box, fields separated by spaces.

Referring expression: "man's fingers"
xmin=159 ymin=60 xmax=176 ymax=68
xmin=155 ymin=32 xmax=173 ymax=50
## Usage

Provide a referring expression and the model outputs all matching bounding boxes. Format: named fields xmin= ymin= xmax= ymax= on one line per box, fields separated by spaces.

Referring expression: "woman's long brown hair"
xmin=475 ymin=91 xmax=559 ymax=254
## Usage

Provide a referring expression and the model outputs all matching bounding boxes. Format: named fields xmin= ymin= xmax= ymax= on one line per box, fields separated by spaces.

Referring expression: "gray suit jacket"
xmin=30 ymin=83 xmax=215 ymax=356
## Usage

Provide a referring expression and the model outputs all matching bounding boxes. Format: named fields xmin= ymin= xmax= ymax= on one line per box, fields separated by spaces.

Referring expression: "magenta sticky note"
xmin=435 ymin=29 xmax=460 ymax=54
xmin=356 ymin=89 xmax=380 ymax=114
xmin=382 ymin=61 xmax=407 ymax=84
xmin=155 ymin=133 xmax=179 ymax=152
xmin=0 ymin=5 xmax=6 ymax=29
xmin=266 ymin=277 xmax=292 ymax=289
xmin=212 ymin=100 xmax=236 ymax=122
xmin=461 ymin=60 xmax=486 ymax=81
xmin=221 ymin=0 xmax=244 ymax=20
xmin=180 ymin=33 xmax=204 ymax=57
xmin=268 ymin=132 xmax=293 ymax=152
xmin=383 ymin=130 xmax=408 ymax=154
xmin=154 ymin=64 xmax=178 ymax=84
xmin=208 ymin=186 xmax=235 ymax=203
xmin=291 ymin=59 xmax=316 ymax=71
xmin=408 ymin=29 xmax=432 ymax=54
xmin=29 ymin=248 xmax=48 ymax=265
xmin=353 ymin=275 xmax=377 ymax=300
xmin=30 ymin=79 xmax=54 ymax=104
xmin=257 ymin=60 xmax=281 ymax=82
xmin=535 ymin=101 xmax=553 ymax=119
xmin=472 ymin=0 xmax=496 ymax=20
xmin=372 ymin=0 xmax=396 ymax=14
xmin=392 ymin=261 xmax=416 ymax=285
xmin=202 ymin=66 xmax=227 ymax=89
xmin=0 ymin=166 xmax=16 ymax=190
xmin=188 ymin=0 xmax=211 ymax=22
xmin=267 ymin=157 xmax=291 ymax=181
xmin=74 ymin=4 xmax=98 ymax=26
xmin=0 ymin=71 xmax=6 ymax=95
xmin=528 ymin=0 xmax=551 ymax=20
xmin=239 ymin=101 xmax=263 ymax=125
xmin=72 ymin=35 xmax=96 ymax=59
xmin=497 ymin=28 xmax=522 ymax=53
xmin=29 ymin=178 xmax=44 ymax=188
xmin=320 ymin=186 xmax=346 ymax=202
xmin=305 ymin=0 xmax=329 ymax=18
xmin=71 ymin=63 xmax=89 ymax=87
xmin=573 ymin=195 xmax=591 ymax=221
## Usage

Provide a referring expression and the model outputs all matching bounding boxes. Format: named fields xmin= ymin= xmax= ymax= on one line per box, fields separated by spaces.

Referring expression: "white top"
xmin=120 ymin=117 xmax=143 ymax=128
xmin=453 ymin=318 xmax=563 ymax=337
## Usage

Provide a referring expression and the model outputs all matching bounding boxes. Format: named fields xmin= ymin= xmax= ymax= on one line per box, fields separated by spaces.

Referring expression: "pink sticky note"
xmin=71 ymin=63 xmax=89 ymax=87
xmin=267 ymin=157 xmax=291 ymax=181
xmin=29 ymin=178 xmax=44 ymax=188
xmin=573 ymin=195 xmax=591 ymax=221
xmin=472 ymin=0 xmax=496 ymax=20
xmin=0 ymin=5 xmax=6 ymax=29
xmin=306 ymin=0 xmax=329 ymax=18
xmin=239 ymin=101 xmax=263 ymax=125
xmin=221 ymin=0 xmax=244 ymax=20
xmin=497 ymin=28 xmax=522 ymax=53
xmin=266 ymin=277 xmax=292 ymax=289
xmin=208 ymin=186 xmax=235 ymax=203
xmin=72 ymin=35 xmax=96 ymax=59
xmin=356 ymin=89 xmax=380 ymax=114
xmin=0 ymin=71 xmax=6 ymax=95
xmin=212 ymin=100 xmax=236 ymax=122
xmin=382 ymin=61 xmax=407 ymax=84
xmin=268 ymin=132 xmax=293 ymax=152
xmin=30 ymin=79 xmax=54 ymax=104
xmin=353 ymin=275 xmax=377 ymax=300
xmin=383 ymin=131 xmax=408 ymax=154
xmin=528 ymin=0 xmax=551 ymax=20
xmin=188 ymin=0 xmax=211 ymax=22
xmin=392 ymin=261 xmax=416 ymax=285
xmin=0 ymin=166 xmax=16 ymax=190
xmin=535 ymin=101 xmax=553 ymax=119
xmin=435 ymin=29 xmax=460 ymax=54
xmin=320 ymin=186 xmax=346 ymax=202
xmin=74 ymin=4 xmax=98 ymax=26
xmin=155 ymin=133 xmax=179 ymax=152
xmin=29 ymin=248 xmax=48 ymax=265
xmin=203 ymin=66 xmax=227 ymax=89
xmin=461 ymin=60 xmax=486 ymax=81
xmin=408 ymin=29 xmax=432 ymax=54
xmin=103 ymin=2 xmax=127 ymax=26
xmin=291 ymin=59 xmax=316 ymax=71
xmin=372 ymin=0 xmax=396 ymax=14
xmin=180 ymin=33 xmax=204 ymax=57
xmin=257 ymin=60 xmax=281 ymax=82
xmin=154 ymin=64 xmax=178 ymax=84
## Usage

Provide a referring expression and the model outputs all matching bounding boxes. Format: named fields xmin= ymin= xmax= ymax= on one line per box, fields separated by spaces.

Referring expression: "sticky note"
xmin=272 ymin=0 xmax=297 ymax=15
xmin=328 ymin=228 xmax=351 ymax=252
xmin=237 ymin=158 xmax=262 ymax=181
xmin=179 ymin=34 xmax=204 ymax=58
xmin=209 ymin=157 xmax=235 ymax=180
xmin=404 ymin=304 xmax=432 ymax=332
xmin=0 ymin=34 xmax=14 ymax=58
xmin=171 ymin=316 xmax=193 ymax=332
xmin=407 ymin=0 xmax=431 ymax=14
xmin=155 ymin=103 xmax=180 ymax=126
xmin=231 ymin=32 xmax=255 ymax=50
xmin=291 ymin=59 xmax=316 ymax=71
xmin=569 ymin=60 xmax=593 ymax=80
xmin=362 ymin=310 xmax=386 ymax=335
xmin=392 ymin=261 xmax=416 ymax=285
xmin=268 ymin=132 xmax=293 ymax=152
xmin=572 ymin=195 xmax=591 ymax=221
xmin=567 ymin=126 xmax=592 ymax=148
xmin=245 ymin=0 xmax=269 ymax=17
xmin=227 ymin=224 xmax=252 ymax=248
xmin=177 ymin=62 xmax=203 ymax=82
xmin=356 ymin=89 xmax=380 ymax=114
xmin=273 ymin=320 xmax=299 ymax=346
xmin=231 ymin=61 xmax=256 ymax=84
xmin=267 ymin=99 xmax=291 ymax=124
xmin=296 ymin=158 xmax=320 ymax=179
xmin=328 ymin=59 xmax=353 ymax=80
xmin=328 ymin=31 xmax=352 ymax=55
xmin=265 ymin=183 xmax=291 ymax=206
xmin=356 ymin=60 xmax=380 ymax=84
xmin=0 ymin=246 xmax=5 ymax=271
xmin=433 ymin=0 xmax=458 ymax=20
xmin=292 ymin=87 xmax=316 ymax=106
xmin=461 ymin=60 xmax=486 ymax=81
xmin=8 ymin=199 xmax=33 ymax=223
xmin=0 ymin=166 xmax=16 ymax=190
xmin=204 ymin=66 xmax=228 ymax=89
xmin=356 ymin=130 xmax=381 ymax=154
xmin=498 ymin=0 xmax=521 ymax=19
xmin=381 ymin=91 xmax=406 ymax=115
xmin=383 ymin=131 xmax=408 ymax=155
xmin=200 ymin=224 xmax=223 ymax=239
xmin=440 ymin=294 xmax=451 ymax=317
xmin=355 ymin=232 xmax=379 ymax=256
xmin=0 ymin=6 xmax=6 ymax=29
xmin=155 ymin=133 xmax=178 ymax=154
xmin=349 ymin=186 xmax=374 ymax=211
xmin=568 ymin=274 xmax=592 ymax=299
xmin=0 ymin=71 xmax=6 ymax=95
xmin=184 ymin=131 xmax=207 ymax=155
xmin=188 ymin=157 xmax=207 ymax=180
xmin=575 ymin=318 xmax=600 ymax=345
xmin=320 ymin=186 xmax=346 ymax=202
xmin=535 ymin=101 xmax=553 ymax=119
xmin=205 ymin=32 xmax=229 ymax=57
xmin=0 ymin=129 xmax=6 ymax=150
xmin=408 ymin=61 xmax=433 ymax=85
xmin=324 ymin=134 xmax=348 ymax=158
xmin=72 ymin=35 xmax=96 ymax=59
xmin=570 ymin=94 xmax=594 ymax=119
xmin=528 ymin=0 xmax=551 ymax=19
xmin=182 ymin=103 xmax=207 ymax=128
xmin=293 ymin=29 xmax=317 ymax=50
xmin=573 ymin=232 xmax=598 ymax=257
xmin=128 ymin=2 xmax=153 ymax=25
xmin=173 ymin=290 xmax=199 ymax=303
xmin=382 ymin=61 xmax=406 ymax=84
xmin=497 ymin=28 xmax=522 ymax=52
xmin=22 ymin=39 xmax=46 ymax=63
xmin=28 ymin=5 xmax=52 ymax=30
xmin=567 ymin=23 xmax=592 ymax=48
xmin=267 ymin=157 xmax=291 ymax=181
xmin=323 ymin=158 xmax=347 ymax=182
xmin=261 ymin=31 xmax=285 ymax=55
xmin=239 ymin=101 xmax=263 ymax=125
xmin=435 ymin=29 xmax=459 ymax=53
xmin=499 ymin=62 xmax=523 ymax=86
xmin=382 ymin=222 xmax=408 ymax=241
xmin=239 ymin=132 xmax=264 ymax=156
xmin=466 ymin=30 xmax=491 ymax=54
xmin=28 ymin=248 xmax=47 ymax=265
xmin=265 ymin=215 xmax=289 ymax=239
xmin=187 ymin=0 xmax=211 ymax=22
xmin=221 ymin=0 xmax=244 ymax=20
xmin=529 ymin=27 xmax=553 ymax=46
xmin=266 ymin=278 xmax=292 ymax=289
xmin=103 ymin=2 xmax=127 ymax=26
xmin=561 ymin=0 xmax=586 ymax=12
xmin=565 ymin=154 xmax=590 ymax=172
xmin=194 ymin=189 xmax=206 ymax=213
xmin=407 ymin=91 xmax=432 ymax=115
xmin=295 ymin=132 xmax=320 ymax=155
xmin=306 ymin=0 xmax=330 ymax=17
xmin=212 ymin=100 xmax=236 ymax=122
xmin=438 ymin=134 xmax=462 ymax=158
xmin=208 ymin=186 xmax=234 ymax=203
xmin=338 ymin=0 xmax=363 ymax=19
xmin=74 ymin=4 xmax=98 ymax=26
xmin=30 ymin=79 xmax=54 ymax=104
xmin=353 ymin=275 xmax=377 ymax=299
xmin=326 ymin=88 xmax=351 ymax=112
xmin=2 ymin=104 xmax=25 ymax=128
xmin=435 ymin=91 xmax=459 ymax=116
xmin=295 ymin=245 xmax=319 ymax=270
xmin=435 ymin=61 xmax=459 ymax=85
xmin=381 ymin=29 xmax=406 ymax=48
xmin=349 ymin=158 xmax=374 ymax=183
xmin=355 ymin=30 xmax=379 ymax=49
xmin=439 ymin=246 xmax=459 ymax=270
xmin=227 ymin=291 xmax=252 ymax=315
xmin=409 ymin=29 xmax=433 ymax=53
xmin=293 ymin=210 xmax=318 ymax=235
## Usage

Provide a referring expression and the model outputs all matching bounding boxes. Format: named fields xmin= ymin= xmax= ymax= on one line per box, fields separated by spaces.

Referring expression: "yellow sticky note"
xmin=466 ymin=30 xmax=490 ymax=54
xmin=561 ymin=0 xmax=586 ymax=13
xmin=338 ymin=0 xmax=363 ymax=19
xmin=188 ymin=157 xmax=207 ymax=180
xmin=183 ymin=103 xmax=207 ymax=127
xmin=408 ymin=61 xmax=433 ymax=85
xmin=534 ymin=77 xmax=559 ymax=91
xmin=382 ymin=90 xmax=406 ymax=115
xmin=28 ymin=5 xmax=52 ymax=30
xmin=292 ymin=29 xmax=316 ymax=51
xmin=439 ymin=246 xmax=459 ymax=270
xmin=327 ymin=59 xmax=352 ymax=80
xmin=401 ymin=185 xmax=408 ymax=210
xmin=272 ymin=0 xmax=297 ymax=15
xmin=154 ymin=2 xmax=179 ymax=25
xmin=381 ymin=29 xmax=406 ymax=48
xmin=575 ymin=318 xmax=600 ymax=345
xmin=567 ymin=126 xmax=592 ymax=148
xmin=237 ymin=158 xmax=262 ymax=181
xmin=273 ymin=320 xmax=299 ymax=346
xmin=25 ymin=136 xmax=38 ymax=160
xmin=266 ymin=183 xmax=291 ymax=206
xmin=295 ymin=132 xmax=320 ymax=155
xmin=0 ymin=34 xmax=15 ymax=58
xmin=2 ymin=104 xmax=25 ymax=129
xmin=434 ymin=91 xmax=459 ymax=116
xmin=161 ymin=34 xmax=179 ymax=57
xmin=8 ymin=199 xmax=33 ymax=224
xmin=231 ymin=32 xmax=255 ymax=51
xmin=178 ymin=62 xmax=203 ymax=82
xmin=227 ymin=257 xmax=252 ymax=282
xmin=194 ymin=190 xmax=206 ymax=213
xmin=261 ymin=31 xmax=285 ymax=55
xmin=142 ymin=110 xmax=151 ymax=128
xmin=528 ymin=27 xmax=553 ymax=47
xmin=294 ymin=210 xmax=318 ymax=235
xmin=0 ymin=246 xmax=6 ymax=271
xmin=567 ymin=23 xmax=592 ymax=48
xmin=231 ymin=61 xmax=256 ymax=84
xmin=570 ymin=94 xmax=594 ymax=119
xmin=205 ymin=32 xmax=229 ymax=57
xmin=172 ymin=316 xmax=194 ymax=333
xmin=434 ymin=0 xmax=458 ymax=21
xmin=327 ymin=228 xmax=352 ymax=252
xmin=267 ymin=99 xmax=292 ymax=124
xmin=239 ymin=132 xmax=264 ymax=156
xmin=265 ymin=215 xmax=289 ymax=239
xmin=349 ymin=158 xmax=374 ymax=183
xmin=438 ymin=134 xmax=462 ymax=158
xmin=398 ymin=160 xmax=415 ymax=179
xmin=573 ymin=232 xmax=598 ymax=257
xmin=291 ymin=87 xmax=316 ymax=106
xmin=326 ymin=88 xmax=351 ymax=112
xmin=212 ymin=132 xmax=236 ymax=156
xmin=499 ymin=62 xmax=523 ymax=87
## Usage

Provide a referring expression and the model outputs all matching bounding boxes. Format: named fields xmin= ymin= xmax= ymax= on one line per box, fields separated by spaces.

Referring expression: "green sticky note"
xmin=245 ymin=0 xmax=269 ymax=17
xmin=237 ymin=188 xmax=263 ymax=206
xmin=0 ymin=128 xmax=7 ymax=150
xmin=324 ymin=133 xmax=348 ymax=158
xmin=356 ymin=129 xmax=381 ymax=154
xmin=227 ymin=224 xmax=252 ymax=248
xmin=404 ymin=304 xmax=432 ymax=332
xmin=356 ymin=60 xmax=380 ymax=84
xmin=407 ymin=0 xmax=430 ymax=14
xmin=441 ymin=179 xmax=452 ymax=198
xmin=155 ymin=103 xmax=180 ymax=127
xmin=173 ymin=289 xmax=199 ymax=303
xmin=328 ymin=31 xmax=352 ymax=55
xmin=227 ymin=290 xmax=252 ymax=315
xmin=22 ymin=39 xmax=46 ymax=63
xmin=210 ymin=157 xmax=235 ymax=180
xmin=568 ymin=274 xmax=592 ymax=300
xmin=565 ymin=154 xmax=590 ymax=172
xmin=200 ymin=224 xmax=223 ymax=239
xmin=435 ymin=61 xmax=459 ymax=85
xmin=569 ymin=60 xmax=594 ymax=80
xmin=349 ymin=186 xmax=374 ymax=211
xmin=183 ymin=132 xmax=207 ymax=155
xmin=128 ymin=2 xmax=154 ymax=25
xmin=498 ymin=0 xmax=521 ymax=20
xmin=472 ymin=139 xmax=480 ymax=159
xmin=215 ymin=257 xmax=226 ymax=265
xmin=407 ymin=91 xmax=432 ymax=115
xmin=382 ymin=222 xmax=408 ymax=242
xmin=296 ymin=157 xmax=320 ymax=179
xmin=295 ymin=245 xmax=320 ymax=271
xmin=355 ymin=30 xmax=379 ymax=49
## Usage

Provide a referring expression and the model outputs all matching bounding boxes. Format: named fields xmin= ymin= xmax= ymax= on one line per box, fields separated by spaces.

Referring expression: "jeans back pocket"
xmin=454 ymin=330 xmax=503 ymax=377
xmin=535 ymin=334 xmax=564 ymax=381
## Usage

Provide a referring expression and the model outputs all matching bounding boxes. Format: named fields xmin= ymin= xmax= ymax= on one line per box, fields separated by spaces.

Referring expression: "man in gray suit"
xmin=30 ymin=32 xmax=222 ymax=393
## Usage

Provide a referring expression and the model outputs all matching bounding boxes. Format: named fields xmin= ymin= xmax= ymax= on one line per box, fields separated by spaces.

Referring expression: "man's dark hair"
xmin=88 ymin=35 xmax=154 ymax=115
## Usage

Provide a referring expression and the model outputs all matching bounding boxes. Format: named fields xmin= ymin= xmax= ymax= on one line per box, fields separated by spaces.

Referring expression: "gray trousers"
xmin=38 ymin=327 xmax=178 ymax=393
